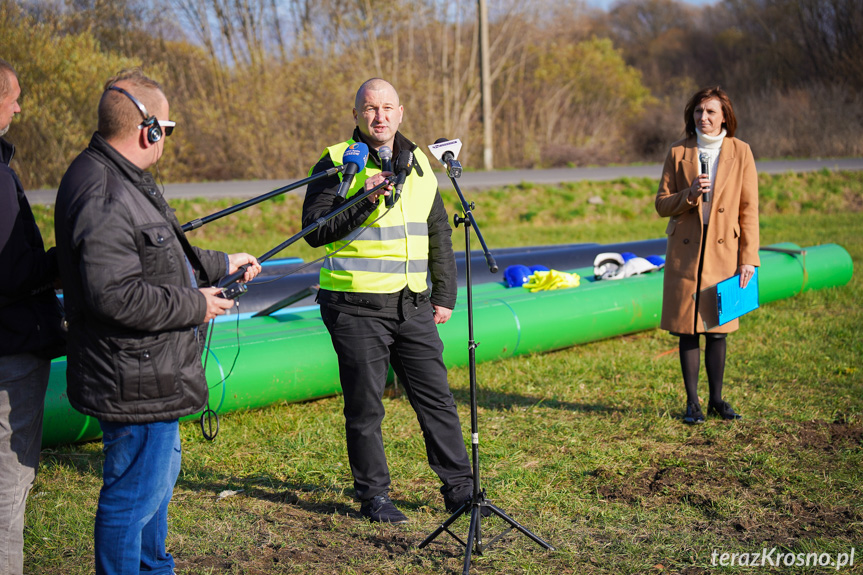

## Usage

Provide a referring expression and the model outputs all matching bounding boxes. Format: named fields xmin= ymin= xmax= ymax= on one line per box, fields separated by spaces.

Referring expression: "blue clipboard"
xmin=698 ymin=268 xmax=760 ymax=330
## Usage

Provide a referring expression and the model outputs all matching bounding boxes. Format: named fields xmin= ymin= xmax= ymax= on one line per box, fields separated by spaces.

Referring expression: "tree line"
xmin=2 ymin=0 xmax=861 ymax=190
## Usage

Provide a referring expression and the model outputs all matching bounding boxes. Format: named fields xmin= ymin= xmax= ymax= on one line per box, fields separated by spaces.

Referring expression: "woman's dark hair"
xmin=684 ymin=86 xmax=737 ymax=138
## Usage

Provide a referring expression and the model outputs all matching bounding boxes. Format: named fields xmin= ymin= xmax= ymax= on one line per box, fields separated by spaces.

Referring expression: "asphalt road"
xmin=25 ymin=157 xmax=863 ymax=204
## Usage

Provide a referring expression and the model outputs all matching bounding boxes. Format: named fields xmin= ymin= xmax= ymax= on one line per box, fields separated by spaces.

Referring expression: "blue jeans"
xmin=95 ymin=420 xmax=181 ymax=575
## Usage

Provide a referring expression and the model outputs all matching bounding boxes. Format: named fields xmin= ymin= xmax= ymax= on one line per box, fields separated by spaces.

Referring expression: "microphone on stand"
xmin=336 ymin=142 xmax=370 ymax=198
xmin=699 ymin=152 xmax=711 ymax=203
xmin=429 ymin=138 xmax=463 ymax=178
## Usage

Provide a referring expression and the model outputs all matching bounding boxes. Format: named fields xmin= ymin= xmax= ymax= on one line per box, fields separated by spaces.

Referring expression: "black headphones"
xmin=107 ymin=85 xmax=162 ymax=144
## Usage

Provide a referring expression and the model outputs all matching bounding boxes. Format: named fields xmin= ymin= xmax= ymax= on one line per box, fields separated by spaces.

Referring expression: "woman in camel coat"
xmin=655 ymin=86 xmax=760 ymax=424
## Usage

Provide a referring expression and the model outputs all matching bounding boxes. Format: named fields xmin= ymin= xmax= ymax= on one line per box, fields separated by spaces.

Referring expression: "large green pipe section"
xmin=440 ymin=242 xmax=853 ymax=363
xmin=40 ymin=243 xmax=853 ymax=447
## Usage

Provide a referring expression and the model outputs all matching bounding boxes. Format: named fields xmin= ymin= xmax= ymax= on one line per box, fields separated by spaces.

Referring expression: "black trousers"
xmin=320 ymin=304 xmax=473 ymax=502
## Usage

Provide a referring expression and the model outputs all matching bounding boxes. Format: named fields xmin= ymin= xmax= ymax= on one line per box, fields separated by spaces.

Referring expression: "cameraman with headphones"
xmin=54 ymin=69 xmax=260 ymax=574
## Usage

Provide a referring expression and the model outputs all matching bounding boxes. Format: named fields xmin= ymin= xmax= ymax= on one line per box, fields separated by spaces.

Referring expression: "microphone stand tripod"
xmin=418 ymin=171 xmax=554 ymax=574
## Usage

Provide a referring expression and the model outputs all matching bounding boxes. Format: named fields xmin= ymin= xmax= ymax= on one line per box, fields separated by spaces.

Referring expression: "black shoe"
xmin=683 ymin=402 xmax=705 ymax=424
xmin=360 ymin=495 xmax=409 ymax=524
xmin=708 ymin=400 xmax=742 ymax=420
xmin=444 ymin=493 xmax=470 ymax=514
xmin=444 ymin=492 xmax=492 ymax=517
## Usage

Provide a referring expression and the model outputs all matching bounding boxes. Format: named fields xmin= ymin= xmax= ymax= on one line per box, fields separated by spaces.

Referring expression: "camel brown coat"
xmin=655 ymin=135 xmax=760 ymax=334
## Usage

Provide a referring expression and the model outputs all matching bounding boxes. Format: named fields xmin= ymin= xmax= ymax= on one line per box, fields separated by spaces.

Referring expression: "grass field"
xmin=27 ymin=171 xmax=862 ymax=574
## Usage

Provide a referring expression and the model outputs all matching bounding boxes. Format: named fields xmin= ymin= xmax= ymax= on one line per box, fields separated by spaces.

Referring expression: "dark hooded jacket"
xmin=0 ymin=137 xmax=65 ymax=359
xmin=54 ymin=133 xmax=227 ymax=422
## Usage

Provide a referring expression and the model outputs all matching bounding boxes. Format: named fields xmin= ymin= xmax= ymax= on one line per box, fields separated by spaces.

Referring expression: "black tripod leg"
xmin=485 ymin=503 xmax=555 ymax=550
xmin=462 ymin=506 xmax=480 ymax=575
xmin=418 ymin=502 xmax=470 ymax=549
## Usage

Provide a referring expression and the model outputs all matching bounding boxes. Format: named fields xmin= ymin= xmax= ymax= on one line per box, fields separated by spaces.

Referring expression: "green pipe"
xmin=41 ymin=243 xmax=853 ymax=447
xmin=443 ymin=243 xmax=853 ymax=361
xmin=41 ymin=359 xmax=102 ymax=446
xmin=201 ymin=313 xmax=342 ymax=413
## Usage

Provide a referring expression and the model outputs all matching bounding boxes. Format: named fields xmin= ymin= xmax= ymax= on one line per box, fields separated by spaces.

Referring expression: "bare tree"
xmin=796 ymin=0 xmax=863 ymax=88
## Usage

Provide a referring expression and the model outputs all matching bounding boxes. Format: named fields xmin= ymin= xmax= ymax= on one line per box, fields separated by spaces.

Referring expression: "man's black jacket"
xmin=54 ymin=133 xmax=227 ymax=423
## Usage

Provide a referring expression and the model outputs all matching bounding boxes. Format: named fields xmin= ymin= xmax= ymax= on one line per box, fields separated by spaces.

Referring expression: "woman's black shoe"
xmin=708 ymin=400 xmax=742 ymax=420
xmin=683 ymin=402 xmax=705 ymax=424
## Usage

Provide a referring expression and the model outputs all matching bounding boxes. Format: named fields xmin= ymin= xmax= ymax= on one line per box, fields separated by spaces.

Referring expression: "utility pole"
xmin=478 ymin=0 xmax=493 ymax=170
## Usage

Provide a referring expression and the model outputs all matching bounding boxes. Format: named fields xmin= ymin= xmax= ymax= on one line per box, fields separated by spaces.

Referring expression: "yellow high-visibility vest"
xmin=311 ymin=139 xmax=438 ymax=294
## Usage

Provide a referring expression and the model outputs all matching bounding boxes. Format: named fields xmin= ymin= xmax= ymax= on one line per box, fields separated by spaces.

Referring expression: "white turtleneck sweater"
xmin=696 ymin=128 xmax=726 ymax=225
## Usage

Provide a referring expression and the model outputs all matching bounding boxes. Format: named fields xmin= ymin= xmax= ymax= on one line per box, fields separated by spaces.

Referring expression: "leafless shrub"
xmin=627 ymin=100 xmax=685 ymax=161
xmin=738 ymin=83 xmax=863 ymax=158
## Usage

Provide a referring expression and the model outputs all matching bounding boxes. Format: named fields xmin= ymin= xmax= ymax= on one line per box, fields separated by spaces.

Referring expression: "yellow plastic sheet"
xmin=522 ymin=269 xmax=581 ymax=292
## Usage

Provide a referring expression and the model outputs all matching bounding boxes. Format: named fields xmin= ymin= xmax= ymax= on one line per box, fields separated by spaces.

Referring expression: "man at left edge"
xmin=0 ymin=57 xmax=66 ymax=575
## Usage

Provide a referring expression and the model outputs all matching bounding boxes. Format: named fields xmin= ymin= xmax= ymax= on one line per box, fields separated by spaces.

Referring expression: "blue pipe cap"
xmin=504 ymin=264 xmax=533 ymax=287
xmin=645 ymin=255 xmax=666 ymax=268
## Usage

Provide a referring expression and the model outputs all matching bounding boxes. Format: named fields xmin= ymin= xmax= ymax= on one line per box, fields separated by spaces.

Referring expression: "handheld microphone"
xmin=389 ymin=150 xmax=414 ymax=208
xmin=699 ymin=152 xmax=711 ymax=202
xmin=429 ymin=138 xmax=463 ymax=178
xmin=379 ymin=145 xmax=393 ymax=173
xmin=337 ymin=142 xmax=370 ymax=198
xmin=379 ymin=146 xmax=394 ymax=206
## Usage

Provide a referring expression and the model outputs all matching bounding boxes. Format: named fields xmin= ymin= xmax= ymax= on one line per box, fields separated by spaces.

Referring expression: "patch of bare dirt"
xmin=844 ymin=189 xmax=863 ymax=212
xmin=719 ymin=503 xmax=861 ymax=546
xmin=591 ymin=420 xmax=862 ymax=548
xmin=173 ymin=501 xmax=461 ymax=575
xmin=794 ymin=420 xmax=863 ymax=451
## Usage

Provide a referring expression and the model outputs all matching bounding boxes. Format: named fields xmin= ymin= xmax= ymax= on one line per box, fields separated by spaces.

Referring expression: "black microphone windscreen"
xmin=337 ymin=162 xmax=359 ymax=198
xmin=394 ymin=150 xmax=414 ymax=176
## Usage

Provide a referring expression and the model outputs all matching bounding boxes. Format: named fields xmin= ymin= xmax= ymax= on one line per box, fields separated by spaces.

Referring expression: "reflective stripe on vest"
xmin=324 ymin=258 xmax=430 ymax=274
xmin=314 ymin=139 xmax=438 ymax=294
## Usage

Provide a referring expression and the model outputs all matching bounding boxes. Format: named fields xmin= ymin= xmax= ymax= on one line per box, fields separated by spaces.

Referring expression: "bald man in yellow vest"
xmin=302 ymin=78 xmax=473 ymax=524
